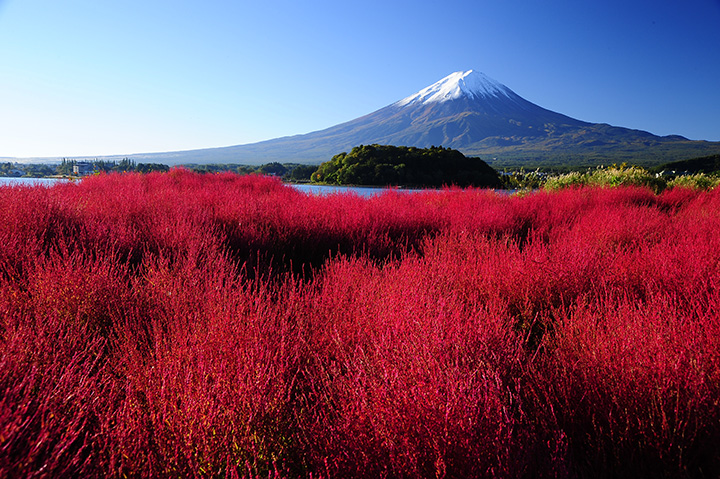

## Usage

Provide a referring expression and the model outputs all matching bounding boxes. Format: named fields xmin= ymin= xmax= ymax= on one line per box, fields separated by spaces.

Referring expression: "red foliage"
xmin=0 ymin=172 xmax=719 ymax=478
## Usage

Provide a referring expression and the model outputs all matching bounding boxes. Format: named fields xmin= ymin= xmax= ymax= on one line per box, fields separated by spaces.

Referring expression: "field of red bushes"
xmin=1 ymin=170 xmax=719 ymax=478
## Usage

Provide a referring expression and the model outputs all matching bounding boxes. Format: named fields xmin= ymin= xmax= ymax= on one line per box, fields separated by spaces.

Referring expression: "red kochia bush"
xmin=0 ymin=171 xmax=719 ymax=478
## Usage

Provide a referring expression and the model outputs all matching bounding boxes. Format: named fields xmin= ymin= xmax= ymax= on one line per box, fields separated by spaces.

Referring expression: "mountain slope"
xmin=124 ymin=70 xmax=720 ymax=167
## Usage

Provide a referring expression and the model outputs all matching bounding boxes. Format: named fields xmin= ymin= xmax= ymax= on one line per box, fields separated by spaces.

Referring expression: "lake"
xmin=0 ymin=177 xmax=72 ymax=187
xmin=291 ymin=184 xmax=431 ymax=197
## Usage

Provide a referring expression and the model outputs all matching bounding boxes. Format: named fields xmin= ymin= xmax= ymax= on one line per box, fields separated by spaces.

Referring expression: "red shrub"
xmin=1 ymin=173 xmax=719 ymax=477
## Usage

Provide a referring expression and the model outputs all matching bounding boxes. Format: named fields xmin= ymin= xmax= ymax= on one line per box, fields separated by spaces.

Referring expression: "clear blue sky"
xmin=1 ymin=0 xmax=719 ymax=158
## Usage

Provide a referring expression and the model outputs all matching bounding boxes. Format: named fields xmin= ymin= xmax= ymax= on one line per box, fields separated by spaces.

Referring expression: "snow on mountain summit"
xmin=395 ymin=70 xmax=512 ymax=107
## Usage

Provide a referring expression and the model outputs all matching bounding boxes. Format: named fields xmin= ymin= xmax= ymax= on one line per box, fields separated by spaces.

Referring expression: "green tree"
xmin=286 ymin=164 xmax=317 ymax=181
xmin=258 ymin=162 xmax=287 ymax=176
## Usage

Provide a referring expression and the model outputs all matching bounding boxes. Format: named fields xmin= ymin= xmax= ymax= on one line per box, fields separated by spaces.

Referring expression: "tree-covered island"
xmin=311 ymin=144 xmax=502 ymax=188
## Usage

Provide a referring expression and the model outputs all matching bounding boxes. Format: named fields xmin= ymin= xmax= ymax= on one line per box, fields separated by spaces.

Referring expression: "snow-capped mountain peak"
xmin=395 ymin=70 xmax=512 ymax=107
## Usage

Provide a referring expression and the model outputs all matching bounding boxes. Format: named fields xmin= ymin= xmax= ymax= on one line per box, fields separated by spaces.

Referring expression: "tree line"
xmin=55 ymin=158 xmax=170 ymax=176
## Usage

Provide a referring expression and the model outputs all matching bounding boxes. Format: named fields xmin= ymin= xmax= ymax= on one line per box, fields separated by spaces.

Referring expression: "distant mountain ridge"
xmin=22 ymin=70 xmax=720 ymax=167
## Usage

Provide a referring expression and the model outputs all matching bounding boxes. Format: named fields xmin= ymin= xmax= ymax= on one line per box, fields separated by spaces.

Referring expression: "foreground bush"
xmin=1 ymin=171 xmax=719 ymax=478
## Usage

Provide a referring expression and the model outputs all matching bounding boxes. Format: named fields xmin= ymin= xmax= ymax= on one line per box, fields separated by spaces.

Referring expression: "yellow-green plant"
xmin=543 ymin=171 xmax=587 ymax=190
xmin=667 ymin=173 xmax=720 ymax=190
xmin=544 ymin=165 xmax=666 ymax=192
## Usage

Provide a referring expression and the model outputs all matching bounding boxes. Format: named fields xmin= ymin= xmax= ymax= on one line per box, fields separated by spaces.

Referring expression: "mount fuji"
xmin=128 ymin=70 xmax=720 ymax=167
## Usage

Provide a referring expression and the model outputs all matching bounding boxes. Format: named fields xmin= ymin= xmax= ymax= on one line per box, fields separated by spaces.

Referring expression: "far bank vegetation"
xmin=5 ymin=149 xmax=720 ymax=193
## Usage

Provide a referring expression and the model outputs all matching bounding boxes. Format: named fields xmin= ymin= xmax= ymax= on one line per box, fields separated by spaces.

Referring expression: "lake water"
xmin=0 ymin=177 xmax=71 ymax=187
xmin=291 ymin=184 xmax=430 ymax=197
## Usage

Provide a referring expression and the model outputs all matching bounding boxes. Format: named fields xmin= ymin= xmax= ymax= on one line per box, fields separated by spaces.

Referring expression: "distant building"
xmin=73 ymin=161 xmax=94 ymax=176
